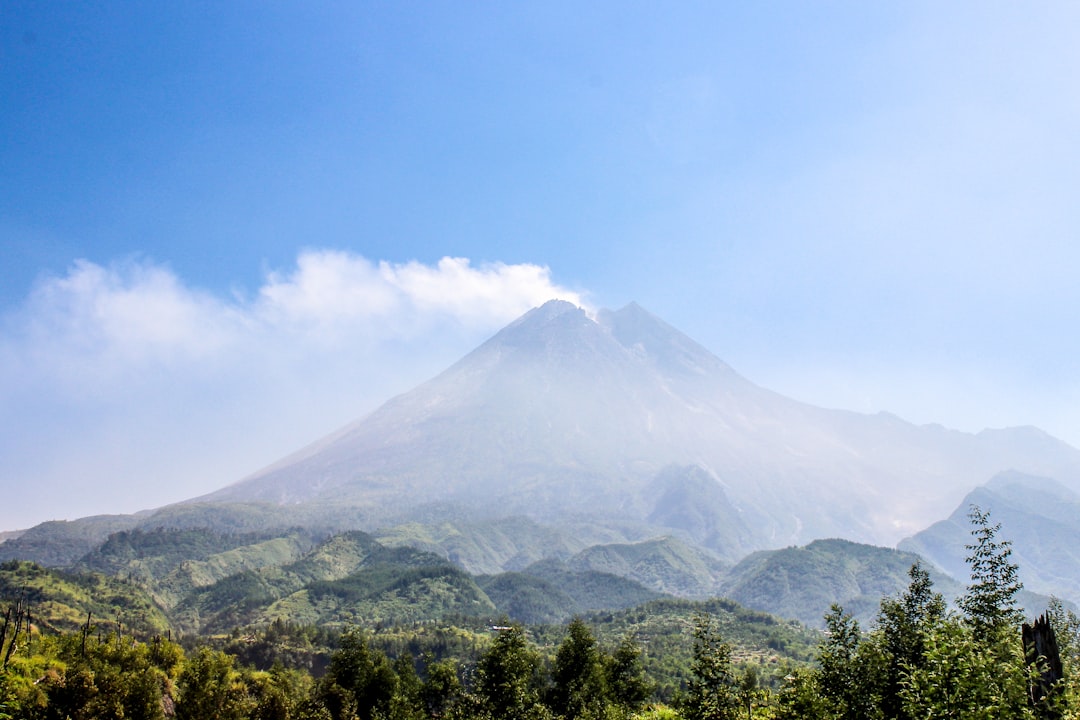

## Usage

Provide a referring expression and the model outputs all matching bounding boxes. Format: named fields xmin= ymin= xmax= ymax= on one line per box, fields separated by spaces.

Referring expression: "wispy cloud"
xmin=0 ymin=252 xmax=584 ymax=529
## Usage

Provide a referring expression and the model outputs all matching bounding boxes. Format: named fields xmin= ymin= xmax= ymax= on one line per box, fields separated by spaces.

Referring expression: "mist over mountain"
xmin=900 ymin=471 xmax=1080 ymax=605
xmin=196 ymin=300 xmax=1080 ymax=557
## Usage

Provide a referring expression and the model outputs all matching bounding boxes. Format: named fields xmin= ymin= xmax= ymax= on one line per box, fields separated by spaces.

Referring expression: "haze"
xmin=3 ymin=3 xmax=1080 ymax=530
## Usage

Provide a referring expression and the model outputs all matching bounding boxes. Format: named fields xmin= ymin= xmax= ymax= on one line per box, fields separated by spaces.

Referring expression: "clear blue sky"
xmin=3 ymin=2 xmax=1080 ymax=530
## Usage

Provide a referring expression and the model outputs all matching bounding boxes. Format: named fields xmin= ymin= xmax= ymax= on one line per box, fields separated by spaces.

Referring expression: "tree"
xmin=901 ymin=615 xmax=1034 ymax=720
xmin=959 ymin=505 xmax=1024 ymax=640
xmin=474 ymin=625 xmax=549 ymax=720
xmin=176 ymin=647 xmax=252 ymax=720
xmin=876 ymin=561 xmax=946 ymax=720
xmin=681 ymin=613 xmax=739 ymax=720
xmin=420 ymin=658 xmax=469 ymax=720
xmin=818 ymin=604 xmax=883 ymax=720
xmin=549 ymin=618 xmax=608 ymax=719
xmin=605 ymin=633 xmax=652 ymax=714
xmin=735 ymin=665 xmax=766 ymax=720
xmin=773 ymin=667 xmax=829 ymax=720
xmin=318 ymin=628 xmax=398 ymax=720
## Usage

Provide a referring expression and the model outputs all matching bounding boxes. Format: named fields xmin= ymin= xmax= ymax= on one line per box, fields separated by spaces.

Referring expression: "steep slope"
xmin=196 ymin=300 xmax=1080 ymax=555
xmin=74 ymin=528 xmax=322 ymax=609
xmin=899 ymin=471 xmax=1080 ymax=605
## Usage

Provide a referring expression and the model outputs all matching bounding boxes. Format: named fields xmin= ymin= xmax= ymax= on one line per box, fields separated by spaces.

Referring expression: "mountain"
xmin=477 ymin=560 xmax=666 ymax=625
xmin=719 ymin=539 xmax=963 ymax=628
xmin=563 ymin=535 xmax=728 ymax=598
xmin=196 ymin=300 xmax=1080 ymax=557
xmin=899 ymin=470 xmax=1080 ymax=605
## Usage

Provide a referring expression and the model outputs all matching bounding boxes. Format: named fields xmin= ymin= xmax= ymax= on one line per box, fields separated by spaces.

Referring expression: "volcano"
xmin=198 ymin=300 xmax=1080 ymax=560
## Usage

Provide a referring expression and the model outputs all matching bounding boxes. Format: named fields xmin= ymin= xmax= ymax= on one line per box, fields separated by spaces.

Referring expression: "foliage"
xmin=816 ymin=604 xmax=884 ymax=720
xmin=959 ymin=505 xmax=1025 ymax=640
xmin=549 ymin=618 xmax=608 ymax=719
xmin=680 ymin=613 xmax=739 ymax=720
xmin=317 ymin=628 xmax=399 ymax=720
xmin=875 ymin=560 xmax=946 ymax=720
xmin=901 ymin=617 xmax=1034 ymax=719
xmin=473 ymin=625 xmax=550 ymax=720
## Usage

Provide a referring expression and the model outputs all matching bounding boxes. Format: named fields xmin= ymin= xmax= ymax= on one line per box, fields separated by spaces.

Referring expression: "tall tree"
xmin=473 ymin=625 xmax=549 ymax=720
xmin=818 ymin=604 xmax=883 ymax=720
xmin=681 ymin=613 xmax=739 ymax=720
xmin=549 ymin=618 xmax=608 ymax=719
xmin=959 ymin=505 xmax=1023 ymax=640
xmin=877 ymin=561 xmax=946 ymax=720
xmin=606 ymin=633 xmax=652 ymax=714
xmin=318 ymin=629 xmax=398 ymax=720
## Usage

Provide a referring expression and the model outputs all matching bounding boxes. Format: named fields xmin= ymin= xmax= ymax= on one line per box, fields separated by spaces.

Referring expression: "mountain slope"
xmin=197 ymin=300 xmax=1080 ymax=555
xmin=719 ymin=539 xmax=962 ymax=628
xmin=899 ymin=471 xmax=1080 ymax=605
xmin=170 ymin=531 xmax=497 ymax=633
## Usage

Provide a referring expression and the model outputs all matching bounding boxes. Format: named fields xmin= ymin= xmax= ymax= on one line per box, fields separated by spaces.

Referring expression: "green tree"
xmin=773 ymin=667 xmax=829 ymax=720
xmin=959 ymin=505 xmax=1024 ymax=640
xmin=605 ymin=633 xmax=652 ymax=715
xmin=735 ymin=665 xmax=766 ymax=720
xmin=876 ymin=561 xmax=946 ymax=720
xmin=818 ymin=604 xmax=883 ymax=720
xmin=549 ymin=618 xmax=608 ymax=719
xmin=420 ymin=658 xmax=469 ymax=720
xmin=474 ymin=625 xmax=549 ymax=720
xmin=176 ymin=647 xmax=252 ymax=720
xmin=247 ymin=665 xmax=316 ymax=720
xmin=318 ymin=628 xmax=398 ymax=720
xmin=902 ymin=616 xmax=1034 ymax=720
xmin=389 ymin=653 xmax=425 ymax=720
xmin=681 ymin=613 xmax=739 ymax=720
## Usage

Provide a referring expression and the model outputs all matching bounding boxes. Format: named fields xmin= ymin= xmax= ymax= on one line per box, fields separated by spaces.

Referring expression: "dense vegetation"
xmin=2 ymin=506 xmax=1079 ymax=719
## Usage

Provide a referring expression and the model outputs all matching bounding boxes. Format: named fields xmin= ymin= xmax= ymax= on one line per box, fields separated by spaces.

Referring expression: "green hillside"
xmin=170 ymin=532 xmax=498 ymax=633
xmin=566 ymin=535 xmax=728 ymax=598
xmin=900 ymin=471 xmax=1080 ymax=605
xmin=0 ymin=515 xmax=141 ymax=567
xmin=0 ymin=560 xmax=170 ymax=636
xmin=719 ymin=538 xmax=962 ymax=628
xmin=478 ymin=560 xmax=665 ymax=624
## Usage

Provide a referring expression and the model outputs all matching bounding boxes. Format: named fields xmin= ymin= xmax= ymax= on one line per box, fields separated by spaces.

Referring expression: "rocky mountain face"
xmin=197 ymin=300 xmax=1080 ymax=557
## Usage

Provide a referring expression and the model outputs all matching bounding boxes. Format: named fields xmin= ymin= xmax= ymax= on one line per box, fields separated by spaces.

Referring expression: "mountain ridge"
xmin=195 ymin=300 xmax=1080 ymax=553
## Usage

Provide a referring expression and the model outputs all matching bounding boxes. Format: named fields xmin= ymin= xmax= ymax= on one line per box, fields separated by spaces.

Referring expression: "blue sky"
xmin=3 ymin=2 xmax=1080 ymax=530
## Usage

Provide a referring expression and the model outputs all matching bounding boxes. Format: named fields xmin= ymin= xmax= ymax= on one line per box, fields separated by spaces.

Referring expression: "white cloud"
xmin=256 ymin=251 xmax=586 ymax=339
xmin=0 ymin=252 xmax=583 ymax=530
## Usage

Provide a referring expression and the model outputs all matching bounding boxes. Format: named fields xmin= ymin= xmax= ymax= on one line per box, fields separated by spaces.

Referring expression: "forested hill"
xmin=2 ymin=507 xmax=1078 ymax=719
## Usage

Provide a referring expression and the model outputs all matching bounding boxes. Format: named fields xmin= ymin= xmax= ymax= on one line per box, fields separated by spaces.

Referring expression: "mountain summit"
xmin=200 ymin=300 xmax=1080 ymax=558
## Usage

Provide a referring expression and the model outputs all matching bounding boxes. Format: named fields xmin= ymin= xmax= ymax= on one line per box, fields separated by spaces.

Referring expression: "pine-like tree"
xmin=474 ymin=625 xmax=549 ymax=720
xmin=877 ymin=561 xmax=946 ymax=720
xmin=959 ymin=505 xmax=1024 ymax=641
xmin=681 ymin=613 xmax=740 ymax=720
xmin=549 ymin=618 xmax=608 ymax=719
xmin=606 ymin=633 xmax=652 ymax=714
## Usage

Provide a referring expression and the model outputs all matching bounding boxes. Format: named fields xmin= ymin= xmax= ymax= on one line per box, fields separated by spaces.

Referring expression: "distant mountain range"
xmin=4 ymin=299 xmax=1080 ymax=625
